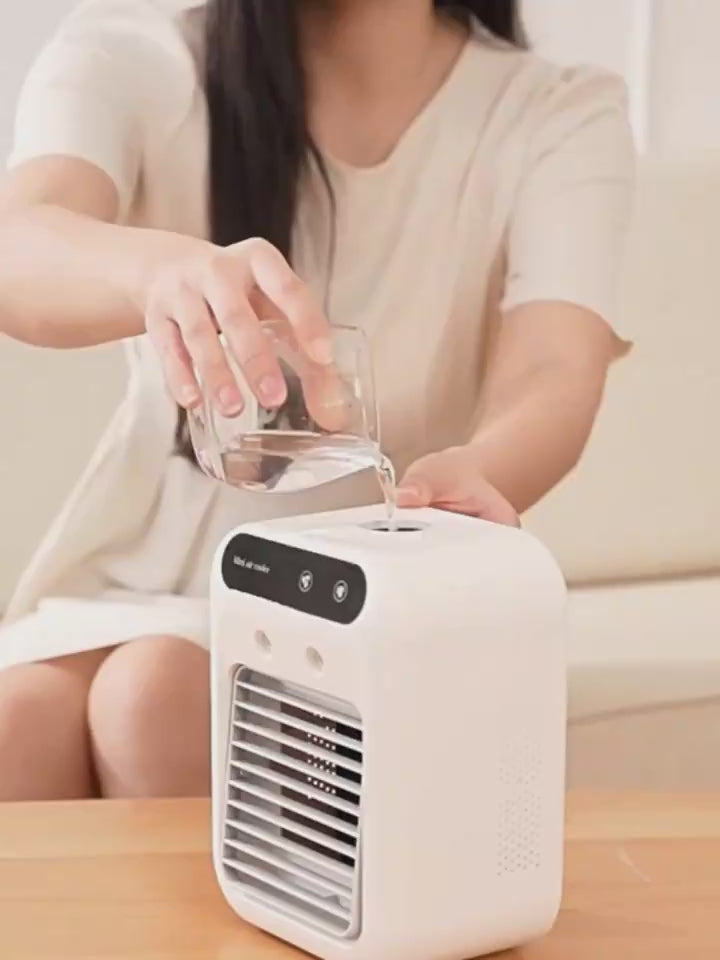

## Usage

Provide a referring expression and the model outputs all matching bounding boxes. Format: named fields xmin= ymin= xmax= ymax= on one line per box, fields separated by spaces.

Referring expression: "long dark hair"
xmin=177 ymin=0 xmax=525 ymax=457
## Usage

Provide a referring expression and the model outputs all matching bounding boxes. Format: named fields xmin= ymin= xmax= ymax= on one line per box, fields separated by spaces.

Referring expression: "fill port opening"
xmin=363 ymin=521 xmax=426 ymax=533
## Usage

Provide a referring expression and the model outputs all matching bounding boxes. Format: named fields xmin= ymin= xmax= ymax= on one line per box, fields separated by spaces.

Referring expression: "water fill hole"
xmin=363 ymin=521 xmax=426 ymax=534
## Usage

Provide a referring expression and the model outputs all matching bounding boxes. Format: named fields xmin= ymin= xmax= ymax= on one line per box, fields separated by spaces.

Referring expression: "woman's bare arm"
xmin=0 ymin=156 xmax=330 ymax=417
xmin=0 ymin=157 xmax=206 ymax=347
xmin=468 ymin=301 xmax=625 ymax=512
xmin=397 ymin=301 xmax=625 ymax=522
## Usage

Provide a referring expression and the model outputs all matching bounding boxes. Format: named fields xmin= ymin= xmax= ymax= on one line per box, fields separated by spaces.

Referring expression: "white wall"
xmin=0 ymin=0 xmax=125 ymax=607
xmin=652 ymin=0 xmax=720 ymax=151
xmin=525 ymin=0 xmax=653 ymax=146
xmin=527 ymin=0 xmax=720 ymax=156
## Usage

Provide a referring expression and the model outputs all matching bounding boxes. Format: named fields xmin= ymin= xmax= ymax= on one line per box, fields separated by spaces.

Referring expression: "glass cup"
xmin=187 ymin=320 xmax=381 ymax=493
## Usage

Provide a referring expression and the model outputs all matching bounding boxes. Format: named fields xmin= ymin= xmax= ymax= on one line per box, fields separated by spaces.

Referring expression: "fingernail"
xmin=217 ymin=385 xmax=243 ymax=415
xmin=398 ymin=484 xmax=431 ymax=508
xmin=320 ymin=379 xmax=352 ymax=410
xmin=259 ymin=374 xmax=285 ymax=407
xmin=307 ymin=337 xmax=334 ymax=366
xmin=180 ymin=384 xmax=200 ymax=407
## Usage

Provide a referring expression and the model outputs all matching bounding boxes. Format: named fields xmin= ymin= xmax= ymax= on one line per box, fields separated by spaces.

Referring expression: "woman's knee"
xmin=88 ymin=635 xmax=210 ymax=798
xmin=0 ymin=650 xmax=108 ymax=801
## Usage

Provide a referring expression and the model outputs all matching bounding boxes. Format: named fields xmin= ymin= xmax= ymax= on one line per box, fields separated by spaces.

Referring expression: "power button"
xmin=333 ymin=580 xmax=349 ymax=604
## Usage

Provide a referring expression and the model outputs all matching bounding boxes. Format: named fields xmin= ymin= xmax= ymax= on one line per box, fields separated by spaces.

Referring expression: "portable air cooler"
xmin=210 ymin=505 xmax=567 ymax=960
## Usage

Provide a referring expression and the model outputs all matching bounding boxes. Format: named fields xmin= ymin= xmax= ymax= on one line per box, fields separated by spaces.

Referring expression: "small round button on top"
xmin=298 ymin=570 xmax=314 ymax=593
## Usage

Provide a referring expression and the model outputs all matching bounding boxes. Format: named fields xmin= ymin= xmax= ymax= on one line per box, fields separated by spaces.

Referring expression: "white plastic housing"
xmin=210 ymin=506 xmax=567 ymax=960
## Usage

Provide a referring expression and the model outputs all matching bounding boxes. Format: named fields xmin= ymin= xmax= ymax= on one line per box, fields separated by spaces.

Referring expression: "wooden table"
xmin=0 ymin=794 xmax=719 ymax=959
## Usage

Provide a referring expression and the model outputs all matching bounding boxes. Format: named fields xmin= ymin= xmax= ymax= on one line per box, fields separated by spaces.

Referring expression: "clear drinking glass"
xmin=188 ymin=320 xmax=381 ymax=493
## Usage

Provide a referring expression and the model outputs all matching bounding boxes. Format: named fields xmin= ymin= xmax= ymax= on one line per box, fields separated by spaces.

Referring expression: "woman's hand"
xmin=144 ymin=237 xmax=332 ymax=417
xmin=397 ymin=445 xmax=521 ymax=527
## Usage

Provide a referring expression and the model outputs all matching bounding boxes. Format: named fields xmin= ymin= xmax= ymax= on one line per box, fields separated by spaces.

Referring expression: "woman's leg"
xmin=88 ymin=635 xmax=210 ymax=799
xmin=0 ymin=648 xmax=111 ymax=801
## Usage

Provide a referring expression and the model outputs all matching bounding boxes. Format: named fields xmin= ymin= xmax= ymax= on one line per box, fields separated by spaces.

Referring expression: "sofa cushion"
xmin=567 ymin=576 xmax=720 ymax=720
xmin=526 ymin=154 xmax=720 ymax=583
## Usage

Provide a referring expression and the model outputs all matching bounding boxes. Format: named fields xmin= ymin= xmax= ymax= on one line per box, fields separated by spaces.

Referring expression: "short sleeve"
xmin=6 ymin=0 xmax=194 ymax=220
xmin=501 ymin=68 xmax=636 ymax=331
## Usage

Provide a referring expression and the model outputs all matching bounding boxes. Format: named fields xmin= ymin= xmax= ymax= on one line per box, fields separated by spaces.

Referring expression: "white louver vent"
xmin=223 ymin=667 xmax=363 ymax=937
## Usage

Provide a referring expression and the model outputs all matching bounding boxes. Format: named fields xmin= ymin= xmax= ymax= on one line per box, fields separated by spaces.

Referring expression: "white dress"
xmin=0 ymin=0 xmax=635 ymax=667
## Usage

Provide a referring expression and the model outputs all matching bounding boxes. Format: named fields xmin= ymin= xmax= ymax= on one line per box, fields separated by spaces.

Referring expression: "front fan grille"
xmin=222 ymin=667 xmax=363 ymax=936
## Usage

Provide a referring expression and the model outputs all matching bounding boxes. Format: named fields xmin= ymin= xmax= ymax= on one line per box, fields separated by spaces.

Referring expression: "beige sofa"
xmin=526 ymin=154 xmax=720 ymax=788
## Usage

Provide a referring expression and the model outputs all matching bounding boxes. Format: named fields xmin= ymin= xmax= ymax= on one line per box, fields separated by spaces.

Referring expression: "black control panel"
xmin=221 ymin=533 xmax=367 ymax=625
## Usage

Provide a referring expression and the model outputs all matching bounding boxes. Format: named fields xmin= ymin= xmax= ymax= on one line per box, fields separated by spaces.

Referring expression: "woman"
xmin=0 ymin=0 xmax=634 ymax=800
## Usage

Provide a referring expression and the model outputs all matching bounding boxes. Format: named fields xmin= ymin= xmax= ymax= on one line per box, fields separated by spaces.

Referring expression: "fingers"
xmin=233 ymin=238 xmax=332 ymax=366
xmin=172 ymin=284 xmax=244 ymax=416
xmin=470 ymin=486 xmax=521 ymax=527
xmin=396 ymin=478 xmax=433 ymax=509
xmin=435 ymin=494 xmax=521 ymax=527
xmin=301 ymin=366 xmax=357 ymax=433
xmin=145 ymin=308 xmax=201 ymax=409
xmin=202 ymin=262 xmax=287 ymax=409
xmin=397 ymin=451 xmax=520 ymax=526
xmin=397 ymin=454 xmax=440 ymax=507
xmin=145 ymin=238 xmax=331 ymax=418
